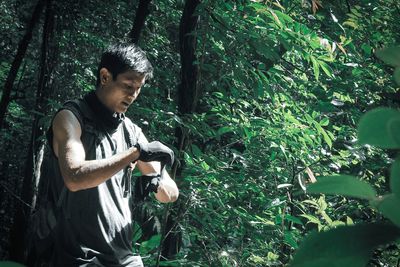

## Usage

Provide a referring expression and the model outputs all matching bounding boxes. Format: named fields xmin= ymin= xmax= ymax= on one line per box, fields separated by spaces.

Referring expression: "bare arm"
xmin=137 ymin=156 xmax=179 ymax=203
xmin=53 ymin=109 xmax=140 ymax=192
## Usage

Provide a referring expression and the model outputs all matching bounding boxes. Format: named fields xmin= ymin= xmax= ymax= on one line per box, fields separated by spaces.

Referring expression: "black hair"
xmin=96 ymin=43 xmax=153 ymax=86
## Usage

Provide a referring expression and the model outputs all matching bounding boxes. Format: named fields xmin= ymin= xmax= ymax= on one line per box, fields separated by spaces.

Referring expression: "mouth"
xmin=122 ymin=101 xmax=130 ymax=107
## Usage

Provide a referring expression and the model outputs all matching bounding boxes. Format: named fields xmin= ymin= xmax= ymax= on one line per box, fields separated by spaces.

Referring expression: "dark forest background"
xmin=1 ymin=0 xmax=400 ymax=266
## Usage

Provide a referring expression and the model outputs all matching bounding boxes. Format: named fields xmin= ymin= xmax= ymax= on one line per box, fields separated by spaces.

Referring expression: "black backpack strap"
xmin=122 ymin=121 xmax=161 ymax=201
xmin=56 ymin=187 xmax=67 ymax=208
xmin=63 ymin=99 xmax=106 ymax=158
xmin=52 ymin=99 xmax=98 ymax=207
xmin=123 ymin=120 xmax=134 ymax=147
xmin=63 ymin=99 xmax=96 ymax=129
xmin=122 ymin=121 xmax=133 ymax=198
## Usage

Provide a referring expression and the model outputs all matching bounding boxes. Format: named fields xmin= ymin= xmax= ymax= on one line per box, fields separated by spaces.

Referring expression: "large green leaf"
xmin=394 ymin=67 xmax=400 ymax=85
xmin=357 ymin=108 xmax=400 ymax=149
xmin=375 ymin=46 xmax=400 ymax=67
xmin=390 ymin=157 xmax=400 ymax=197
xmin=307 ymin=175 xmax=376 ymax=200
xmin=0 ymin=262 xmax=25 ymax=267
xmin=375 ymin=194 xmax=400 ymax=227
xmin=289 ymin=223 xmax=400 ymax=267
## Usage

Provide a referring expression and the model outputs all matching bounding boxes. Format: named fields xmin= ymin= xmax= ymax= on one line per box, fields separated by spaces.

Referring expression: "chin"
xmin=115 ymin=105 xmax=126 ymax=113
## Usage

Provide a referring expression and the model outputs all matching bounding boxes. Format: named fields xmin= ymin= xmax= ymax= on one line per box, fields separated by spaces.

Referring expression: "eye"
xmin=124 ymin=84 xmax=133 ymax=91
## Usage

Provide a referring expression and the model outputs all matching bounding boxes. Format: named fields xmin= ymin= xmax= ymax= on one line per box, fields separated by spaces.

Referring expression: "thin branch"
xmin=0 ymin=182 xmax=32 ymax=209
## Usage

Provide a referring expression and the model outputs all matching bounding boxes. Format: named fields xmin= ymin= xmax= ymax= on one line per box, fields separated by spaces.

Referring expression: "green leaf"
xmin=274 ymin=10 xmax=294 ymax=23
xmin=289 ymin=223 xmax=400 ymax=267
xmin=191 ymin=144 xmax=203 ymax=158
xmin=319 ymin=61 xmax=333 ymax=78
xmin=314 ymin=123 xmax=332 ymax=148
xmin=0 ymin=262 xmax=26 ymax=267
xmin=284 ymin=231 xmax=298 ymax=248
xmin=390 ymin=157 xmax=400 ymax=197
xmin=343 ymin=20 xmax=358 ymax=29
xmin=394 ymin=67 xmax=400 ymax=86
xmin=375 ymin=46 xmax=400 ymax=67
xmin=357 ymin=108 xmax=400 ymax=149
xmin=299 ymin=214 xmax=321 ymax=225
xmin=140 ymin=234 xmax=161 ymax=255
xmin=361 ymin=43 xmax=372 ymax=56
xmin=310 ymin=55 xmax=320 ymax=81
xmin=217 ymin=126 xmax=233 ymax=136
xmin=319 ymin=117 xmax=329 ymax=126
xmin=285 ymin=215 xmax=304 ymax=225
xmin=200 ymin=161 xmax=210 ymax=171
xmin=374 ymin=194 xmax=400 ymax=227
xmin=307 ymin=175 xmax=376 ymax=200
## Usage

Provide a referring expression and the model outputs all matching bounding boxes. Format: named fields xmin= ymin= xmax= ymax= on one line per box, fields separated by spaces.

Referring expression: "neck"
xmin=95 ymin=86 xmax=112 ymax=112
xmin=84 ymin=90 xmax=124 ymax=131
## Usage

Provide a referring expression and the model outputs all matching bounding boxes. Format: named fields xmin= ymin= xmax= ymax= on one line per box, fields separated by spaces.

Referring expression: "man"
xmin=46 ymin=43 xmax=179 ymax=266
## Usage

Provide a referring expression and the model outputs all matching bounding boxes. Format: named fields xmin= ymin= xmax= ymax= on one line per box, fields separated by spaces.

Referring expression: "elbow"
xmin=171 ymin=190 xmax=179 ymax=202
xmin=166 ymin=192 xmax=179 ymax=203
xmin=63 ymin=177 xmax=80 ymax=192
xmin=158 ymin=196 xmax=178 ymax=204
xmin=156 ymin=188 xmax=179 ymax=203
xmin=62 ymin=171 xmax=83 ymax=192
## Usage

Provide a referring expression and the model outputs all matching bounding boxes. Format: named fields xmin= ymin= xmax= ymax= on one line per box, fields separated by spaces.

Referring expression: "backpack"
xmin=24 ymin=142 xmax=67 ymax=266
xmin=25 ymin=99 xmax=96 ymax=265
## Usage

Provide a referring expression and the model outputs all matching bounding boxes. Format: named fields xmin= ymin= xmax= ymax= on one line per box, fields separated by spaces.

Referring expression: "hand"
xmin=135 ymin=141 xmax=174 ymax=166
xmin=135 ymin=174 xmax=160 ymax=201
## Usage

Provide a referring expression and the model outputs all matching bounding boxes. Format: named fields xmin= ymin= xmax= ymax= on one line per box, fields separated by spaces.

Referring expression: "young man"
xmin=46 ymin=43 xmax=179 ymax=266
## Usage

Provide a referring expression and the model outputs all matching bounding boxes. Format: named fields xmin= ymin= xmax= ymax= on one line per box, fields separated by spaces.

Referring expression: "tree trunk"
xmin=0 ymin=0 xmax=45 ymax=130
xmin=129 ymin=0 xmax=152 ymax=44
xmin=158 ymin=0 xmax=201 ymax=264
xmin=9 ymin=0 xmax=56 ymax=262
xmin=177 ymin=0 xmax=201 ymax=115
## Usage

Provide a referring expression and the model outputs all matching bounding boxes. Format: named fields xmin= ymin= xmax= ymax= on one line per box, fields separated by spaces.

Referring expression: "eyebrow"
xmin=123 ymin=80 xmax=145 ymax=88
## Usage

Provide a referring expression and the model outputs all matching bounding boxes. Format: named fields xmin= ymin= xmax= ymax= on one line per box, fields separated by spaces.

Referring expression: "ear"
xmin=99 ymin=68 xmax=112 ymax=85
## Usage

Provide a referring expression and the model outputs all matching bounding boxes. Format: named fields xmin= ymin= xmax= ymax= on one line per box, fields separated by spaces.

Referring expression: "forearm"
xmin=137 ymin=161 xmax=179 ymax=203
xmin=155 ymin=170 xmax=179 ymax=203
xmin=61 ymin=146 xmax=139 ymax=192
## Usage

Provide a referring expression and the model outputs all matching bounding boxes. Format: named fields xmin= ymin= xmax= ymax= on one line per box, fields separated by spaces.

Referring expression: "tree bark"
xmin=177 ymin=0 xmax=201 ymax=115
xmin=158 ymin=0 xmax=201 ymax=264
xmin=129 ymin=0 xmax=152 ymax=44
xmin=0 ymin=0 xmax=45 ymax=130
xmin=9 ymin=0 xmax=56 ymax=262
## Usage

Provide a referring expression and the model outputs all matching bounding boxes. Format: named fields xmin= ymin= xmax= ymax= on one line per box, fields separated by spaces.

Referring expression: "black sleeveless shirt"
xmin=46 ymin=93 xmax=146 ymax=266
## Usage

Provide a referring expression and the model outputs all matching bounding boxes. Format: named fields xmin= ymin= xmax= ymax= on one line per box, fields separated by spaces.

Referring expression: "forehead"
xmin=117 ymin=70 xmax=146 ymax=82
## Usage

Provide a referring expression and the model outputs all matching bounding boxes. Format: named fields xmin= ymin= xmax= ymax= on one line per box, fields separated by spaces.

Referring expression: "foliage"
xmin=0 ymin=261 xmax=25 ymax=267
xmin=290 ymin=45 xmax=400 ymax=266
xmin=1 ymin=0 xmax=400 ymax=266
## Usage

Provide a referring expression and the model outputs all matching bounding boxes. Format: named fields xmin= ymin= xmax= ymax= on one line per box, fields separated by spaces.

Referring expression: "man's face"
xmin=99 ymin=69 xmax=146 ymax=113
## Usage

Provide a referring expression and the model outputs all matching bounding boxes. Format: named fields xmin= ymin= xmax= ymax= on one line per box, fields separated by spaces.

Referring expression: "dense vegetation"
xmin=1 ymin=0 xmax=399 ymax=266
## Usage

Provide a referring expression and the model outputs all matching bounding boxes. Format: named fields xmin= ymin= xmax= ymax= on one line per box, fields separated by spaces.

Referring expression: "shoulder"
xmin=124 ymin=117 xmax=142 ymax=132
xmin=52 ymin=109 xmax=82 ymax=137
xmin=123 ymin=117 xmax=146 ymax=141
xmin=52 ymin=99 xmax=85 ymax=128
xmin=62 ymin=99 xmax=92 ymax=125
xmin=51 ymin=97 xmax=88 ymax=138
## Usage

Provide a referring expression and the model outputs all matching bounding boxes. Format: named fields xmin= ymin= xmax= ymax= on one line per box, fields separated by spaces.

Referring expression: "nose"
xmin=132 ymin=88 xmax=140 ymax=97
xmin=131 ymin=90 xmax=139 ymax=98
xmin=128 ymin=88 xmax=140 ymax=100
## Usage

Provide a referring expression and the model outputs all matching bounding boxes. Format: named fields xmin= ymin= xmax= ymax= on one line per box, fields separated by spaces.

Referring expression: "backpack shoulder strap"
xmin=122 ymin=118 xmax=144 ymax=146
xmin=49 ymin=99 xmax=95 ymax=208
xmin=63 ymin=99 xmax=95 ymax=125
xmin=123 ymin=120 xmax=134 ymax=147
